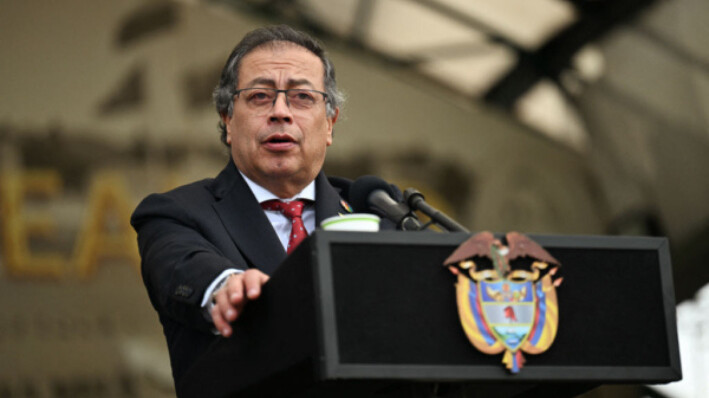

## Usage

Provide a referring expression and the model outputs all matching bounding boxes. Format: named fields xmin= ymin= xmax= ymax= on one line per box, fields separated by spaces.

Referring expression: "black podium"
xmin=178 ymin=231 xmax=681 ymax=397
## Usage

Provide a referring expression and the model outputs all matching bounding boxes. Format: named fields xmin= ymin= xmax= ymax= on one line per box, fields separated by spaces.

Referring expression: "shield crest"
xmin=479 ymin=279 xmax=534 ymax=352
xmin=446 ymin=232 xmax=562 ymax=373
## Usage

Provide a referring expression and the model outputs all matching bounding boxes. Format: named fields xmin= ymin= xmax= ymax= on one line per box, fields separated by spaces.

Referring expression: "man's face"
xmin=223 ymin=44 xmax=338 ymax=196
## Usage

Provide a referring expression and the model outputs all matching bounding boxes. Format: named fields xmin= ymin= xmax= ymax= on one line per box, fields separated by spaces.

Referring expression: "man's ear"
xmin=326 ymin=108 xmax=339 ymax=146
xmin=222 ymin=113 xmax=232 ymax=145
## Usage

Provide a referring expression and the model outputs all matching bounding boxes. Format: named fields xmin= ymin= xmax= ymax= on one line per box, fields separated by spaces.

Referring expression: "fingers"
xmin=241 ymin=269 xmax=270 ymax=301
xmin=211 ymin=287 xmax=234 ymax=337
xmin=211 ymin=269 xmax=270 ymax=338
xmin=225 ymin=273 xmax=245 ymax=307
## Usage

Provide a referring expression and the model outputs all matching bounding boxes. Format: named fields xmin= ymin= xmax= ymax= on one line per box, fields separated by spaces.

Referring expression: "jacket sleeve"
xmin=131 ymin=190 xmax=246 ymax=333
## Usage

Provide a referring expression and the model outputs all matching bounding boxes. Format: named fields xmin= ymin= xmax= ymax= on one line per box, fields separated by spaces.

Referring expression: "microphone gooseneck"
xmin=403 ymin=188 xmax=469 ymax=233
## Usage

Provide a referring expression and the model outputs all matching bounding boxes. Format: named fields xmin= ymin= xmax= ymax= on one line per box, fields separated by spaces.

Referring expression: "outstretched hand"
xmin=210 ymin=269 xmax=270 ymax=337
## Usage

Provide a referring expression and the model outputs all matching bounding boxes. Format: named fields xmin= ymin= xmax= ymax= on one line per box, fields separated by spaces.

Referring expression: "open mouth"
xmin=263 ymin=134 xmax=296 ymax=150
xmin=267 ymin=137 xmax=293 ymax=143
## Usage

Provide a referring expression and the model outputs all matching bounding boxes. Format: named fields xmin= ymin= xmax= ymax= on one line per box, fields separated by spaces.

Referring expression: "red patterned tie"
xmin=261 ymin=200 xmax=308 ymax=254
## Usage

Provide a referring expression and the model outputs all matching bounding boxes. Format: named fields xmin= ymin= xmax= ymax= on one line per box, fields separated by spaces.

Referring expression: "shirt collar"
xmin=239 ymin=170 xmax=316 ymax=203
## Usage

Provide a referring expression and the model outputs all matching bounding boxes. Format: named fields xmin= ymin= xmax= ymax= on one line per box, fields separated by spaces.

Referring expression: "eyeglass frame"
xmin=232 ymin=87 xmax=330 ymax=112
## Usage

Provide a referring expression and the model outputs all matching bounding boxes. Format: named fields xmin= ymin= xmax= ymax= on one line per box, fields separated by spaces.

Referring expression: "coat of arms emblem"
xmin=444 ymin=231 xmax=563 ymax=373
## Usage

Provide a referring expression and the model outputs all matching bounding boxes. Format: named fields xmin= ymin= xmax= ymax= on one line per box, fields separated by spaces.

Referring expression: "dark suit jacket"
xmin=131 ymin=161 xmax=352 ymax=384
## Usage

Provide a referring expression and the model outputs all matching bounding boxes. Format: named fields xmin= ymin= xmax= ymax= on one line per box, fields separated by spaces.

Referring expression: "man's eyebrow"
xmin=287 ymin=79 xmax=315 ymax=88
xmin=243 ymin=78 xmax=316 ymax=88
xmin=244 ymin=78 xmax=276 ymax=88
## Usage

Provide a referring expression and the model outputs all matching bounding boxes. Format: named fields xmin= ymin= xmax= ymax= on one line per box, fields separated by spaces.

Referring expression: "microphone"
xmin=349 ymin=176 xmax=421 ymax=231
xmin=403 ymin=188 xmax=469 ymax=233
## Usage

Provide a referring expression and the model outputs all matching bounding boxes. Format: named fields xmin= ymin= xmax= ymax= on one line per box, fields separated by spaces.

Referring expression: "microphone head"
xmin=349 ymin=175 xmax=397 ymax=213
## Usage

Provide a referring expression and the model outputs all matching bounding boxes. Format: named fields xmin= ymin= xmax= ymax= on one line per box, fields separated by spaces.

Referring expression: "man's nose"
xmin=268 ymin=91 xmax=293 ymax=123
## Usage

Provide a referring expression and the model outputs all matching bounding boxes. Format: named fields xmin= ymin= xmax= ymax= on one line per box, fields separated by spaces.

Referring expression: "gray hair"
xmin=213 ymin=25 xmax=344 ymax=146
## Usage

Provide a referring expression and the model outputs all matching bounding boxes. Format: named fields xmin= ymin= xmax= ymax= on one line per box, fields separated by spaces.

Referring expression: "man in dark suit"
xmin=131 ymin=25 xmax=355 ymax=384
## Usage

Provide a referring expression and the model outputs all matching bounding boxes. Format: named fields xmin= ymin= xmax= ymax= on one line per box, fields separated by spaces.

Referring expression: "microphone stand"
xmin=403 ymin=188 xmax=469 ymax=233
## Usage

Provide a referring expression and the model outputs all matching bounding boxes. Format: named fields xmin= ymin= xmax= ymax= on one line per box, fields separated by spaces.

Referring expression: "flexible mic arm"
xmin=404 ymin=188 xmax=469 ymax=233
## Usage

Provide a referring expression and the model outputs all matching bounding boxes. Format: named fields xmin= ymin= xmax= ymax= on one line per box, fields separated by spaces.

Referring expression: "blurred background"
xmin=1 ymin=0 xmax=707 ymax=396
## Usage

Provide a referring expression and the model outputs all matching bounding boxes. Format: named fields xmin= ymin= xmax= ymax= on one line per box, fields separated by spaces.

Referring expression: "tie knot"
xmin=261 ymin=199 xmax=306 ymax=219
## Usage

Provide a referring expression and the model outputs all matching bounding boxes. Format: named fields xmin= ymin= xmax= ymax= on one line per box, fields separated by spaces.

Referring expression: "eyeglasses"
xmin=234 ymin=87 xmax=329 ymax=112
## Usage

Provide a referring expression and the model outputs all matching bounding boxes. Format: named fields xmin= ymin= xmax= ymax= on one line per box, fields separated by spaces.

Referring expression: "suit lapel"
xmin=315 ymin=172 xmax=346 ymax=225
xmin=211 ymin=163 xmax=286 ymax=275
